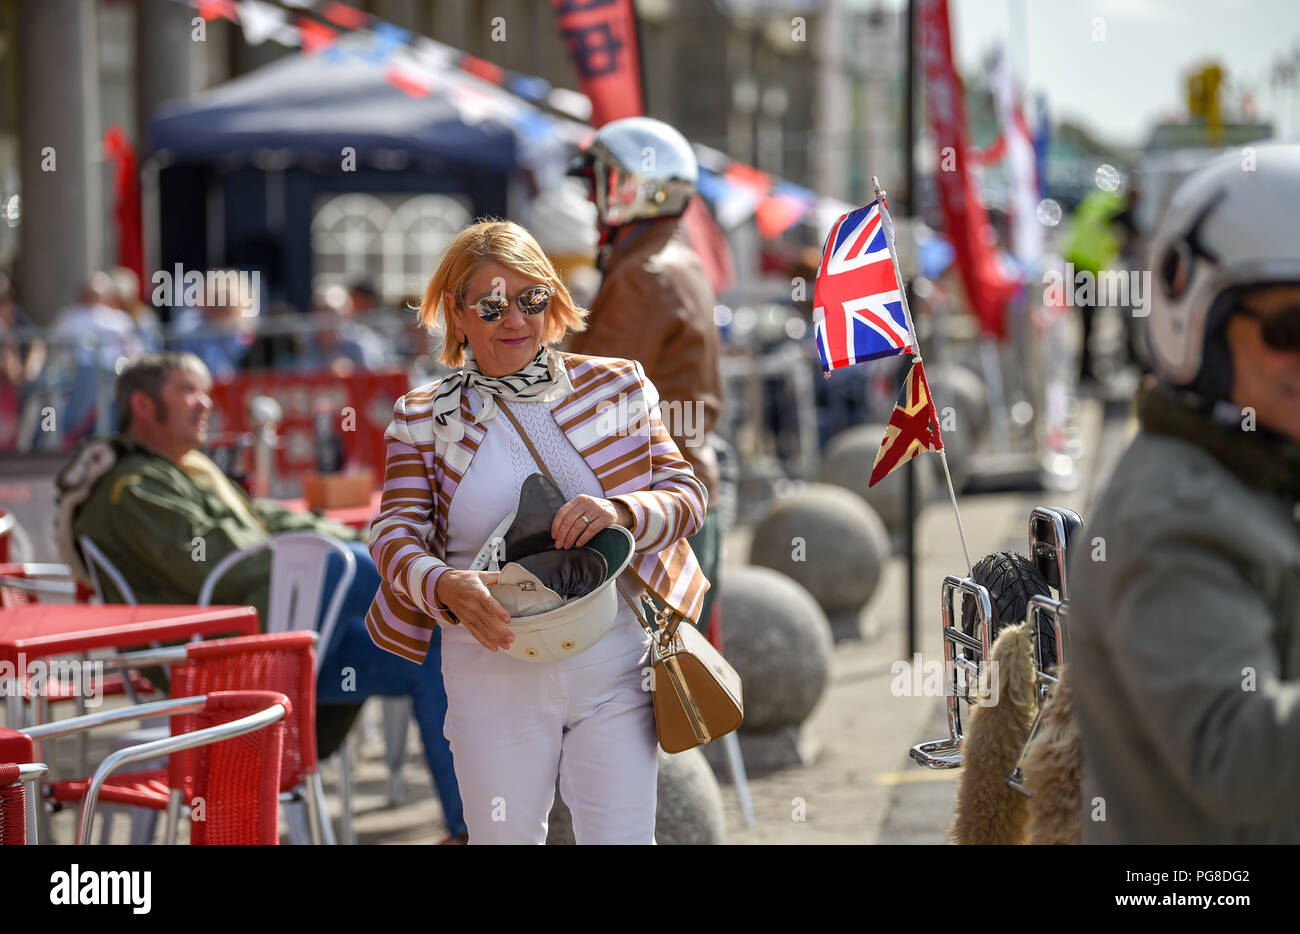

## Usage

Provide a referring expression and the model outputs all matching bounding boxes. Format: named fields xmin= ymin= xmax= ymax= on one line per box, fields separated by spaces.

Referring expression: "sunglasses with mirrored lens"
xmin=1236 ymin=304 xmax=1300 ymax=352
xmin=464 ymin=285 xmax=552 ymax=323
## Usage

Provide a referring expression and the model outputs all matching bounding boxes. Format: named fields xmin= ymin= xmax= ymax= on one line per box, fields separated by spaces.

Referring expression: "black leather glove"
xmin=503 ymin=473 xmax=569 ymax=561
xmin=517 ymin=547 xmax=608 ymax=598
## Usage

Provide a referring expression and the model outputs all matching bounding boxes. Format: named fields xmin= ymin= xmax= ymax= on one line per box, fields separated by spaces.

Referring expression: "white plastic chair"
xmin=198 ymin=531 xmax=354 ymax=668
xmin=197 ymin=531 xmax=356 ymax=844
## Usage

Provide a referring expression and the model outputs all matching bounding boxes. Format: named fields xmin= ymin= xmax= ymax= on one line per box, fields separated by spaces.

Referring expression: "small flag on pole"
xmin=869 ymin=357 xmax=944 ymax=488
xmin=812 ymin=199 xmax=913 ymax=375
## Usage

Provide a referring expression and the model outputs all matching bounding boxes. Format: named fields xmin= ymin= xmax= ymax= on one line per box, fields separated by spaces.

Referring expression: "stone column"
xmin=815 ymin=0 xmax=849 ymax=200
xmin=17 ymin=0 xmax=101 ymax=325
xmin=136 ymin=0 xmax=199 ymax=149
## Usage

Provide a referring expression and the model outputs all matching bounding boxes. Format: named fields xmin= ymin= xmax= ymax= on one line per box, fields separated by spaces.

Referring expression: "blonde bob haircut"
xmin=419 ymin=219 xmax=588 ymax=369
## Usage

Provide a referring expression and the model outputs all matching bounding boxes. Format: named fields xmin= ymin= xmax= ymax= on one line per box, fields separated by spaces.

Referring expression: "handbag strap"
xmin=496 ymin=401 xmax=557 ymax=484
xmin=497 ymin=400 xmax=682 ymax=643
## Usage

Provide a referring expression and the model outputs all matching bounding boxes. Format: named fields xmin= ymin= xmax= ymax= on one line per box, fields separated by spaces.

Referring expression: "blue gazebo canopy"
xmin=148 ymin=39 xmax=571 ymax=175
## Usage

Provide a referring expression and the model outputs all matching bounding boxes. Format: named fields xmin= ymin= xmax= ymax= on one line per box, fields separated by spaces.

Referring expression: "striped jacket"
xmin=365 ymin=352 xmax=710 ymax=665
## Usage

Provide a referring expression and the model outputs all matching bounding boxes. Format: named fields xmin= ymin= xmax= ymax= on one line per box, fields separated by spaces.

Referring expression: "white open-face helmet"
xmin=1147 ymin=143 xmax=1300 ymax=393
xmin=568 ymin=116 xmax=697 ymax=229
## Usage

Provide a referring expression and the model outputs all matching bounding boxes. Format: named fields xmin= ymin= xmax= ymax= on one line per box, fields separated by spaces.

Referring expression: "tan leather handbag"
xmin=619 ymin=585 xmax=744 ymax=754
xmin=496 ymin=401 xmax=743 ymax=752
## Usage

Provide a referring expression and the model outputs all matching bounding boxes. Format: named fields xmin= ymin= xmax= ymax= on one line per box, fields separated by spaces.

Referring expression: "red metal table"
xmin=0 ymin=604 xmax=259 ymax=727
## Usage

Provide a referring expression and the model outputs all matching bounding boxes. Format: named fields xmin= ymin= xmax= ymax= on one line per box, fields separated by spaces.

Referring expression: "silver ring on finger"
xmin=580 ymin=515 xmax=593 ymax=524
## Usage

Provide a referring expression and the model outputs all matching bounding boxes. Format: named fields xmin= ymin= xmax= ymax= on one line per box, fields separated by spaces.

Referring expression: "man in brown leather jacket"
xmin=567 ymin=117 xmax=724 ymax=628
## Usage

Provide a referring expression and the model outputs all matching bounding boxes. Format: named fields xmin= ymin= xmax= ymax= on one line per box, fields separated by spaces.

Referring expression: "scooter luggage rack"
xmin=1005 ymin=507 xmax=1078 ymax=795
xmin=1006 ymin=595 xmax=1070 ymax=796
xmin=908 ymin=575 xmax=995 ymax=769
xmin=1028 ymin=506 xmax=1082 ymax=604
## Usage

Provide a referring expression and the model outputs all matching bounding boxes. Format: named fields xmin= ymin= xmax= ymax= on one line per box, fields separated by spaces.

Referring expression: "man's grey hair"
xmin=115 ymin=352 xmax=212 ymax=433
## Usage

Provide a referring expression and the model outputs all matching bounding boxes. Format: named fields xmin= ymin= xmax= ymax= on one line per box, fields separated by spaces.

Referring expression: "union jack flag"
xmin=869 ymin=357 xmax=944 ymax=488
xmin=812 ymin=199 xmax=912 ymax=374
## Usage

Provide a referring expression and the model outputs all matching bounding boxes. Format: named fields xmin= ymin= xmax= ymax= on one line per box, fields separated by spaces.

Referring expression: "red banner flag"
xmin=919 ymin=0 xmax=1013 ymax=339
xmin=103 ymin=125 xmax=144 ymax=300
xmin=550 ymin=0 xmax=643 ymax=127
xmin=869 ymin=357 xmax=944 ymax=488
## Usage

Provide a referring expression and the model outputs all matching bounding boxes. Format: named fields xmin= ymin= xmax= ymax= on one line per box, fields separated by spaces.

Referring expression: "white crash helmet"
xmin=1147 ymin=143 xmax=1300 ymax=393
xmin=568 ymin=116 xmax=697 ymax=229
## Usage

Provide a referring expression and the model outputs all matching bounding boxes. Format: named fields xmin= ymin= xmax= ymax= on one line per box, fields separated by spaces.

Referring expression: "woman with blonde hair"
xmin=365 ymin=219 xmax=709 ymax=844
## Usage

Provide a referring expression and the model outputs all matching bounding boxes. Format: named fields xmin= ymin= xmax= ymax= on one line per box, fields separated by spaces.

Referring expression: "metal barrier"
xmin=719 ymin=340 xmax=821 ymax=482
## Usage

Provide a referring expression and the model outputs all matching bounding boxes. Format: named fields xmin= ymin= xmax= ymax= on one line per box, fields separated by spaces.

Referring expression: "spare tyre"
xmin=960 ymin=551 xmax=1056 ymax=669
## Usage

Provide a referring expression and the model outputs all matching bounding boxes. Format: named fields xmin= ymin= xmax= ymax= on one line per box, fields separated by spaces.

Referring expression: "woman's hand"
xmin=434 ymin=570 xmax=514 ymax=652
xmin=551 ymin=494 xmax=633 ymax=549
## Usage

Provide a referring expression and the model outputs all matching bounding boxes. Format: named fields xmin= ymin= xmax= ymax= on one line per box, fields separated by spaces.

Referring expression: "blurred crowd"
xmin=0 ymin=269 xmax=437 ymax=453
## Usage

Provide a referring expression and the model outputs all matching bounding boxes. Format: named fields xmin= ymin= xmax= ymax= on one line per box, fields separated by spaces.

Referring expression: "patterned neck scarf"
xmin=430 ymin=345 xmax=573 ymax=443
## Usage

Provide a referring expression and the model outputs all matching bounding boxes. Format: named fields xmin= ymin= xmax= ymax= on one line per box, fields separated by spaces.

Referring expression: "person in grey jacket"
xmin=1068 ymin=144 xmax=1300 ymax=844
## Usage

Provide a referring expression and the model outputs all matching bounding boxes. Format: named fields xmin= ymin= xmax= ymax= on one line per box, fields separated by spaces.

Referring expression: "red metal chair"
xmin=185 ymin=692 xmax=289 ymax=842
xmin=1 ymin=509 xmax=92 ymax=605
xmin=0 ymin=562 xmax=84 ymax=609
xmin=181 ymin=691 xmax=291 ymax=845
xmin=43 ymin=632 xmax=328 ymax=843
xmin=0 ymin=727 xmax=48 ymax=845
xmin=27 ymin=691 xmax=289 ymax=845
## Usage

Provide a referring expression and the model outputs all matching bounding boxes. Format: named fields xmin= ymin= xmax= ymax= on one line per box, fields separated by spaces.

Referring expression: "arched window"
xmin=311 ymin=192 xmax=471 ymax=300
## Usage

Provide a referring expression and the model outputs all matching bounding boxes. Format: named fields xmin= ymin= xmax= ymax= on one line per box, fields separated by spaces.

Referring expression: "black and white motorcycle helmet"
xmin=1147 ymin=143 xmax=1300 ymax=402
xmin=567 ymin=116 xmax=698 ymax=230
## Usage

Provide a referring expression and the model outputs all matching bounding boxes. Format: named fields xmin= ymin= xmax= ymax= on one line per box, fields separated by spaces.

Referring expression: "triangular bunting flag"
xmin=322 ymin=2 xmax=368 ymax=29
xmin=198 ymin=0 xmax=238 ymax=22
xmin=236 ymin=1 xmax=289 ymax=45
xmin=296 ymin=17 xmax=338 ymax=54
xmin=366 ymin=22 xmax=413 ymax=63
xmin=385 ymin=50 xmax=437 ymax=97
xmin=460 ymin=54 xmax=505 ymax=86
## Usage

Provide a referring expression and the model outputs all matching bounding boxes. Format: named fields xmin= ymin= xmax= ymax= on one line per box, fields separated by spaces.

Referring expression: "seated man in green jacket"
xmin=54 ymin=351 xmax=466 ymax=842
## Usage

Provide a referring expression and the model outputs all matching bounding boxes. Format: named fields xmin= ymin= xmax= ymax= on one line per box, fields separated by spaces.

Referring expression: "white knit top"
xmin=445 ymin=397 xmax=604 ymax=569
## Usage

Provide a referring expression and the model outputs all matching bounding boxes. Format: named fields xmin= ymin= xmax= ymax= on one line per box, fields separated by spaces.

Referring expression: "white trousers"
xmin=440 ymin=616 xmax=659 ymax=844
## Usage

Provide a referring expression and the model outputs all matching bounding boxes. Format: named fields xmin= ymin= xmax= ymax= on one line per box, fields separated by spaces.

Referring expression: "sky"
xmin=882 ymin=0 xmax=1300 ymax=150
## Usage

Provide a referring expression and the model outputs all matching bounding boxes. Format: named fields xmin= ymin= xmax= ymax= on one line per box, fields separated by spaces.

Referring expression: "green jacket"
xmin=1068 ymin=384 xmax=1300 ymax=843
xmin=57 ymin=436 xmax=360 ymax=630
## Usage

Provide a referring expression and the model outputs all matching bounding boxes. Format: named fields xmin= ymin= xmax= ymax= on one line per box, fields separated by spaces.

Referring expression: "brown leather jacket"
xmin=566 ymin=217 xmax=722 ymax=503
